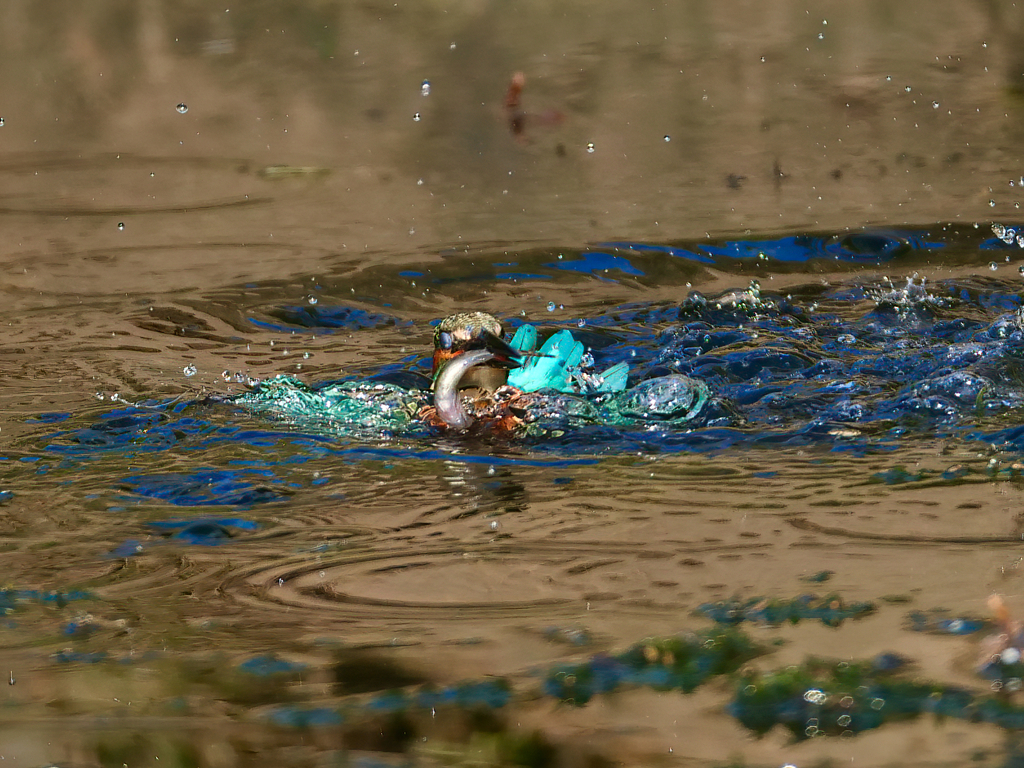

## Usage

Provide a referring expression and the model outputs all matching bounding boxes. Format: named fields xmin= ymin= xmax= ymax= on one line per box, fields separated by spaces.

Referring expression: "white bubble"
xmin=421 ymin=80 xmax=431 ymax=96
xmin=547 ymin=301 xmax=556 ymax=312
xmin=1003 ymin=647 xmax=1022 ymax=664
xmin=183 ymin=364 xmax=197 ymax=377
xmin=904 ymin=86 xmax=912 ymax=92
xmin=413 ymin=112 xmax=421 ymax=122
xmin=932 ymin=101 xmax=940 ymax=109
xmin=803 ymin=688 xmax=827 ymax=704
xmin=586 ymin=142 xmax=595 ymax=153
xmin=117 ymin=222 xmax=125 ymax=231
xmin=489 ymin=520 xmax=499 ymax=531
xmin=577 ymin=319 xmax=586 ymax=328
xmin=990 ymin=261 xmax=999 ymax=271
xmin=663 ymin=135 xmax=671 ymax=142
xmin=0 ymin=117 xmax=5 ymax=127
xmin=175 ymin=103 xmax=189 ymax=114
xmin=308 ymin=295 xmax=318 ymax=305
xmin=990 ymin=200 xmax=997 ymax=207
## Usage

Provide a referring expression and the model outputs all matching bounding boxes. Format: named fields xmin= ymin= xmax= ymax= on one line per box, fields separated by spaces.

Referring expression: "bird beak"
xmin=481 ymin=330 xmax=523 ymax=369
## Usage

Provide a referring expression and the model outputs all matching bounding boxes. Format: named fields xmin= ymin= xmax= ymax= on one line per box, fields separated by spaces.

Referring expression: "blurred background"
xmin=2 ymin=0 xmax=1023 ymax=299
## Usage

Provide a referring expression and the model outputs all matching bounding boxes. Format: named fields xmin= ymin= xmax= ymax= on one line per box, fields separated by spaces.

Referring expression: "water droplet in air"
xmin=489 ymin=521 xmax=499 ymax=531
xmin=586 ymin=142 xmax=595 ymax=153
xmin=990 ymin=262 xmax=999 ymax=271
xmin=990 ymin=200 xmax=996 ymax=207
xmin=547 ymin=301 xmax=556 ymax=312
xmin=932 ymin=101 xmax=940 ymax=109
xmin=663 ymin=135 xmax=671 ymax=142
xmin=421 ymin=80 xmax=431 ymax=96
xmin=577 ymin=319 xmax=587 ymax=328
xmin=760 ymin=56 xmax=766 ymax=63
xmin=413 ymin=112 xmax=421 ymax=122
xmin=1018 ymin=265 xmax=1024 ymax=275
xmin=183 ymin=364 xmax=197 ymax=377
xmin=885 ymin=76 xmax=892 ymax=81
xmin=175 ymin=103 xmax=188 ymax=114
xmin=117 ymin=222 xmax=125 ymax=231
xmin=817 ymin=32 xmax=824 ymax=39
xmin=303 ymin=352 xmax=310 ymax=359
xmin=308 ymin=295 xmax=318 ymax=305
xmin=904 ymin=86 xmax=912 ymax=92
xmin=8 ymin=671 xmax=14 ymax=685
xmin=0 ymin=117 xmax=5 ymax=127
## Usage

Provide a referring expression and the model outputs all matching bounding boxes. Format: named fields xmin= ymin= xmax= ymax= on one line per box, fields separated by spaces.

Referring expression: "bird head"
xmin=431 ymin=312 xmax=521 ymax=391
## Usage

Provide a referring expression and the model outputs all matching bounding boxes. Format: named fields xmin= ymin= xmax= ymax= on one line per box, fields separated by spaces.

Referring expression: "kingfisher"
xmin=421 ymin=311 xmax=629 ymax=431
xmin=231 ymin=311 xmax=707 ymax=435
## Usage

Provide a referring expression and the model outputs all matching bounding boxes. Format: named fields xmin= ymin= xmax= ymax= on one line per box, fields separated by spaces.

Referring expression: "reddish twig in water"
xmin=504 ymin=71 xmax=564 ymax=141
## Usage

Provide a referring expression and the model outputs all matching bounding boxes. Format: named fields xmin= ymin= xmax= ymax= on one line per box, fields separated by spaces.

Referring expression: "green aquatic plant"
xmin=542 ymin=627 xmax=765 ymax=706
xmin=696 ymin=594 xmax=876 ymax=628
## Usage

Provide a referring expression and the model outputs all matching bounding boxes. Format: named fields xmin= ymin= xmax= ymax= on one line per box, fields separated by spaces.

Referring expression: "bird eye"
xmin=439 ymin=331 xmax=453 ymax=350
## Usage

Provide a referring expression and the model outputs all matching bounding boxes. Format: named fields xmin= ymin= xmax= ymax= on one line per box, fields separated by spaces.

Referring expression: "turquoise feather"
xmin=509 ymin=324 xmax=537 ymax=355
xmin=506 ymin=325 xmax=629 ymax=394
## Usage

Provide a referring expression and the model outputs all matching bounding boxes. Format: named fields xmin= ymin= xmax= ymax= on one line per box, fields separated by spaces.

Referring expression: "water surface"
xmin=3 ymin=2 xmax=1024 ymax=766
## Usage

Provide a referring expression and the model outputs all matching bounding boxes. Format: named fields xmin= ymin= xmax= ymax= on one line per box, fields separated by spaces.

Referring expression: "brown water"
xmin=3 ymin=2 xmax=1024 ymax=766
